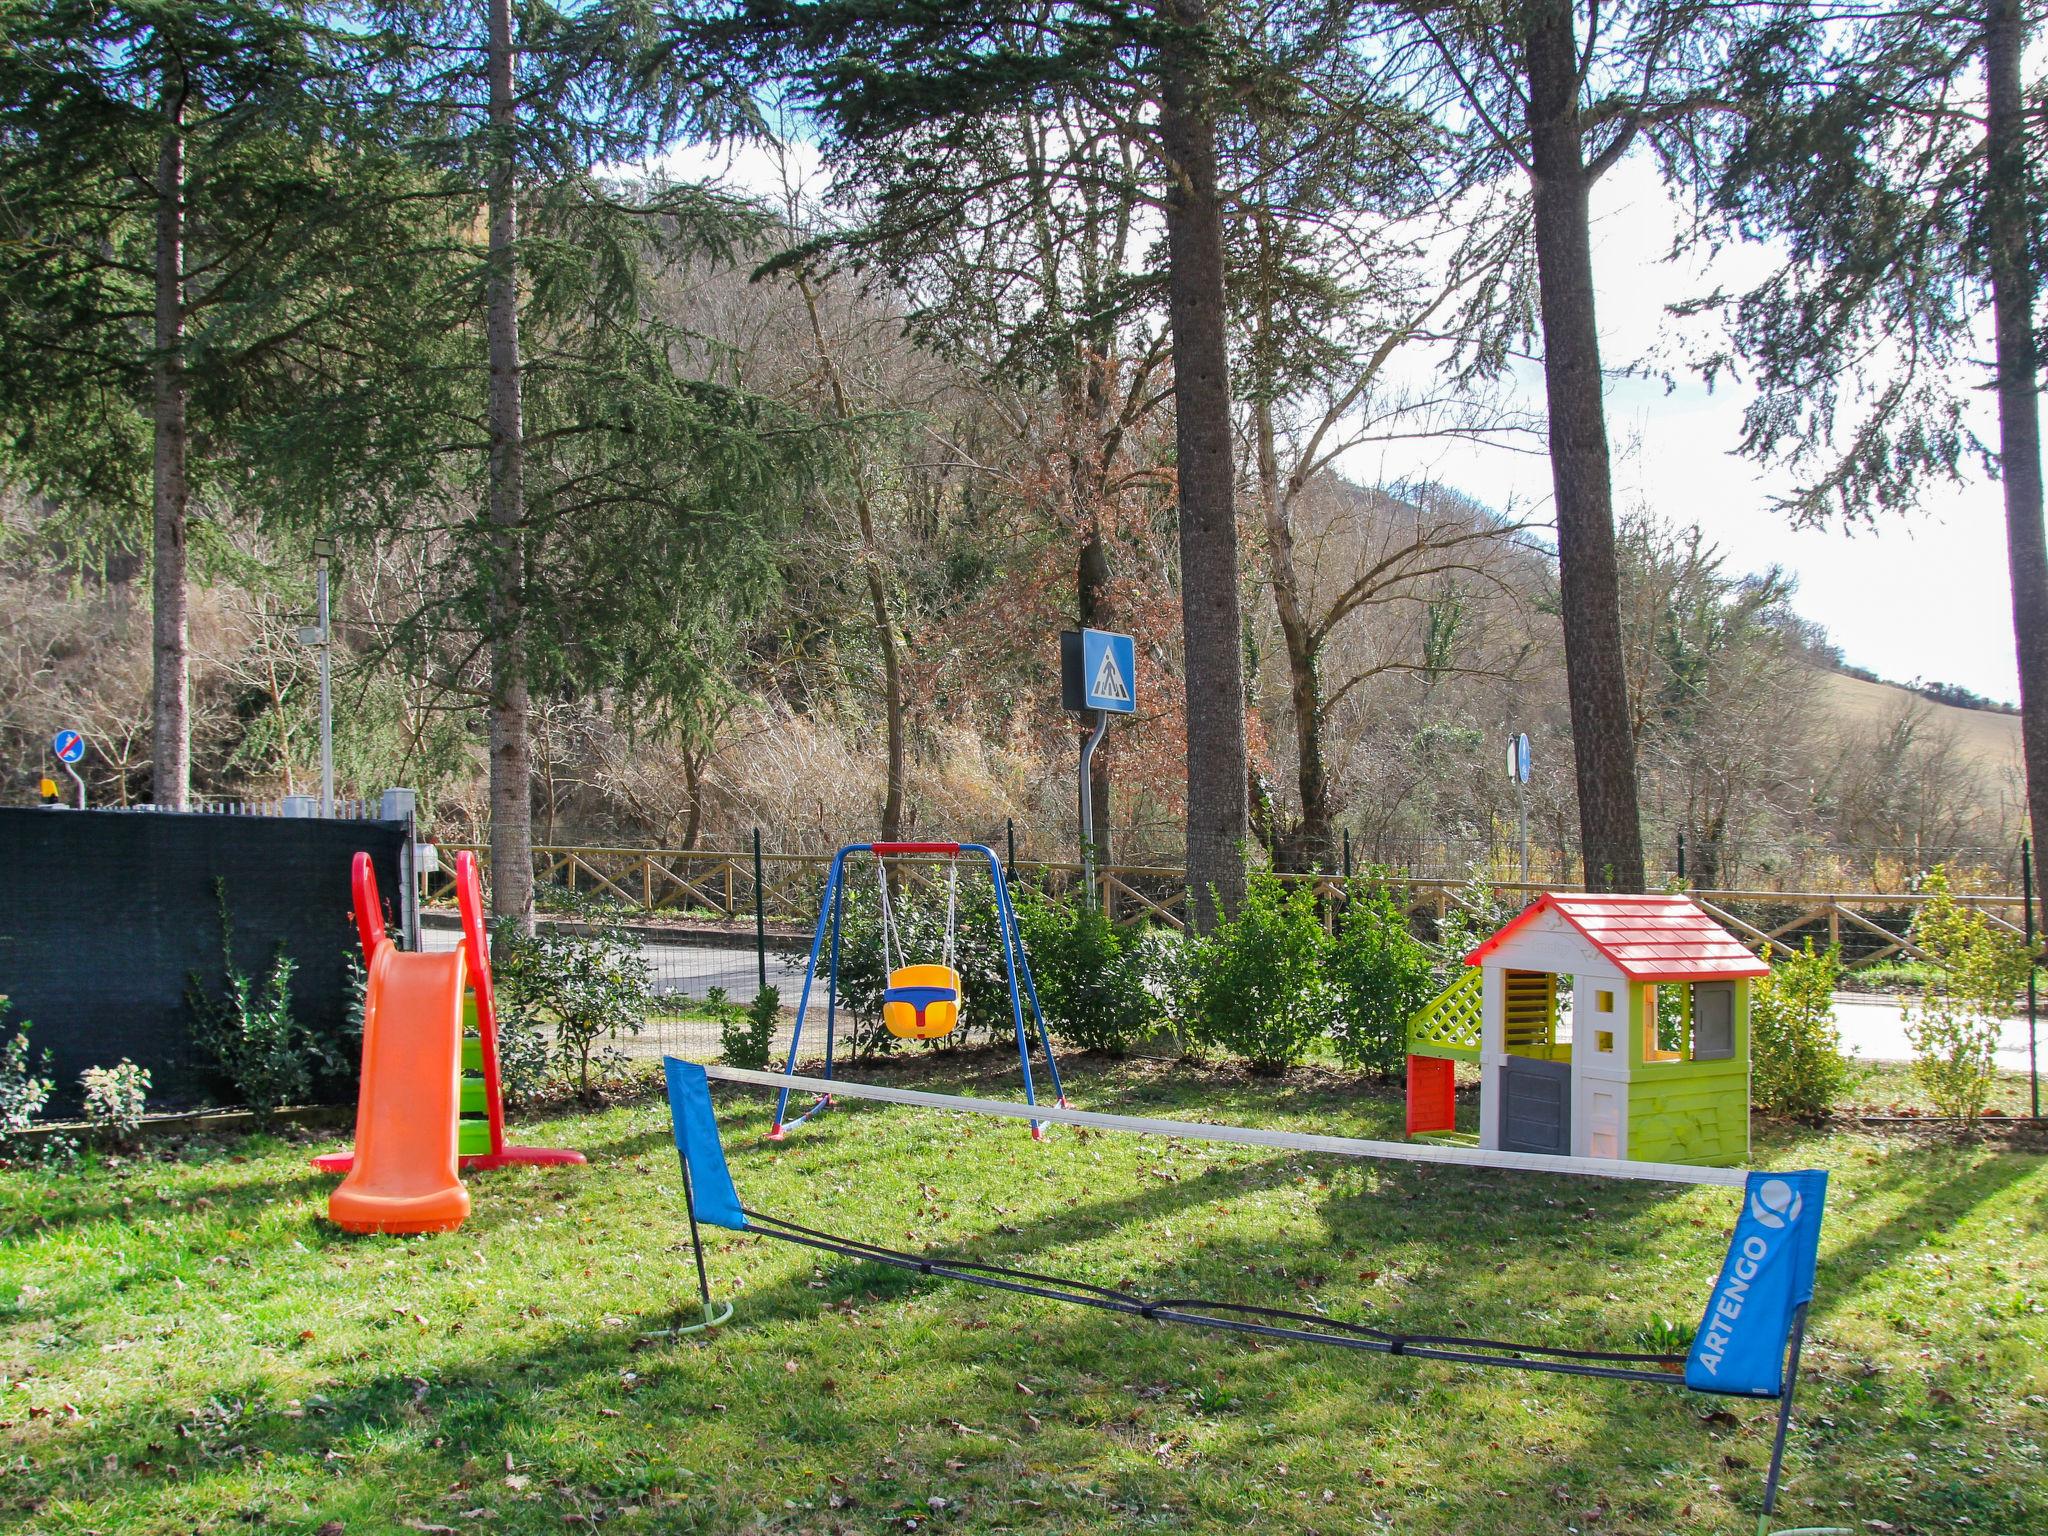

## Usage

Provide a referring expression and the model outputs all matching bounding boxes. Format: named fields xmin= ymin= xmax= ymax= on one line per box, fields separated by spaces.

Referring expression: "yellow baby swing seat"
xmin=877 ymin=856 xmax=964 ymax=1041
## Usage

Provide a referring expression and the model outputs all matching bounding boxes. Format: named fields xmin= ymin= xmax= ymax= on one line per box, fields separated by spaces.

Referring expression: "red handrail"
xmin=350 ymin=852 xmax=387 ymax=961
xmin=454 ymin=851 xmax=506 ymax=1159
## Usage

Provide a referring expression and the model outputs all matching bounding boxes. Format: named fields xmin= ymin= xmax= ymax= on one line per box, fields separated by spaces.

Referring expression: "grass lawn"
xmin=2 ymin=1051 xmax=2044 ymax=1536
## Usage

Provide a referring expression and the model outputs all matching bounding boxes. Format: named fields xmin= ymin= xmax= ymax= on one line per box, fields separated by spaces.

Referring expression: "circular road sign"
xmin=52 ymin=729 xmax=85 ymax=764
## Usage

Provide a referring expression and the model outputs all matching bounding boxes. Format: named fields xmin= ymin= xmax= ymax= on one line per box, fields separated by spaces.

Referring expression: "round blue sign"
xmin=52 ymin=729 xmax=85 ymax=764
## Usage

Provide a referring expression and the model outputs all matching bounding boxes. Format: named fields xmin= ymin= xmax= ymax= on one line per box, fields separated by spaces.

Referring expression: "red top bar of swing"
xmin=869 ymin=841 xmax=962 ymax=856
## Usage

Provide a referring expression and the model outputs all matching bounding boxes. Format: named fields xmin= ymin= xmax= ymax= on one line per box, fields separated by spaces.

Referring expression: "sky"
xmin=664 ymin=141 xmax=2024 ymax=707
xmin=1343 ymin=158 xmax=2022 ymax=706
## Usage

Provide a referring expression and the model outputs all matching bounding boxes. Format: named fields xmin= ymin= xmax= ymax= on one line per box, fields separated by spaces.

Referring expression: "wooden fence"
xmin=424 ymin=843 xmax=2036 ymax=972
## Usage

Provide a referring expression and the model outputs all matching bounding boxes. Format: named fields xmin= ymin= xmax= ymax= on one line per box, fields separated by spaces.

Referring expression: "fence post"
xmin=754 ymin=827 xmax=768 ymax=996
xmin=1342 ymin=827 xmax=1352 ymax=879
xmin=1007 ymin=817 xmax=1016 ymax=872
xmin=379 ymin=788 xmax=420 ymax=950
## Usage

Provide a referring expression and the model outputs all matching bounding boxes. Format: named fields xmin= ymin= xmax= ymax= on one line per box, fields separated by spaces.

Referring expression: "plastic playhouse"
xmin=317 ymin=850 xmax=581 ymax=1234
xmin=1406 ymin=893 xmax=1769 ymax=1167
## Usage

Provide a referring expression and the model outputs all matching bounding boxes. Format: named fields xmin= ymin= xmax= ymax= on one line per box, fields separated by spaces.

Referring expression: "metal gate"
xmin=1499 ymin=1056 xmax=1572 ymax=1156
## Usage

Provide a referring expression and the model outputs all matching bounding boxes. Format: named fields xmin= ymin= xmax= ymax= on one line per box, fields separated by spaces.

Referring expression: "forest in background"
xmin=3 ymin=438 xmax=2025 ymax=891
xmin=1 ymin=0 xmax=2043 ymax=912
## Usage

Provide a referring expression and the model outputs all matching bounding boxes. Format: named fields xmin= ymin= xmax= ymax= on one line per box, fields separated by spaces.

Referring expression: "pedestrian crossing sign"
xmin=1060 ymin=628 xmax=1136 ymax=714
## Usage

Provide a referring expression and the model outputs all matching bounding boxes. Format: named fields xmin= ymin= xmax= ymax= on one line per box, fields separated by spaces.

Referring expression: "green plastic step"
xmin=461 ymin=1076 xmax=488 ymax=1115
xmin=457 ymin=1120 xmax=492 ymax=1156
xmin=462 ymin=1038 xmax=483 ymax=1073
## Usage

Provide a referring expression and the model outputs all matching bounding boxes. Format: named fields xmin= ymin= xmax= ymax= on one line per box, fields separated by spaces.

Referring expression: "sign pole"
xmin=315 ymin=539 xmax=334 ymax=819
xmin=1079 ymin=708 xmax=1108 ymax=898
xmin=1060 ymin=628 xmax=1136 ymax=912
xmin=1517 ymin=777 xmax=1529 ymax=886
xmin=62 ymin=758 xmax=85 ymax=810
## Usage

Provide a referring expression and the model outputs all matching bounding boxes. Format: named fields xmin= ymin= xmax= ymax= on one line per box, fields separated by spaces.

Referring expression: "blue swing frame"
xmin=771 ymin=841 xmax=1067 ymax=1139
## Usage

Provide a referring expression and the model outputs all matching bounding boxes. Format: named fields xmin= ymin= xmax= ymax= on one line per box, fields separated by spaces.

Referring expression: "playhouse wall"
xmin=1624 ymin=1067 xmax=1749 ymax=1165
xmin=1620 ymin=978 xmax=1751 ymax=1166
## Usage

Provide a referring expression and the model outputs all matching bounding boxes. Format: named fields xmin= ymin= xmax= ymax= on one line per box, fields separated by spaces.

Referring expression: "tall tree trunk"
xmin=150 ymin=92 xmax=189 ymax=809
xmin=1522 ymin=0 xmax=1645 ymax=892
xmin=1159 ymin=0 xmax=1248 ymax=927
xmin=1078 ymin=521 xmax=1112 ymax=866
xmin=681 ymin=748 xmax=703 ymax=851
xmin=1253 ymin=395 xmax=1330 ymax=873
xmin=1985 ymin=0 xmax=2048 ymax=937
xmin=485 ymin=0 xmax=534 ymax=928
xmin=795 ymin=275 xmax=905 ymax=841
xmin=866 ymin=559 xmax=906 ymax=841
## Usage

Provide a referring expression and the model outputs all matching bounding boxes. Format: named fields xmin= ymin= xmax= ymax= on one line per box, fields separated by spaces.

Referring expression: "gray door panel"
xmin=1499 ymin=1057 xmax=1572 ymax=1156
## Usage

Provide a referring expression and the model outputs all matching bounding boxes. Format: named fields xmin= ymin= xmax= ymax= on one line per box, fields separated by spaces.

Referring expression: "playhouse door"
xmin=1498 ymin=1056 xmax=1572 ymax=1156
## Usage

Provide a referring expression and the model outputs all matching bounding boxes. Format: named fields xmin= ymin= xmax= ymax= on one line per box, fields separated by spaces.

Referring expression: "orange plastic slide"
xmin=327 ymin=941 xmax=473 ymax=1235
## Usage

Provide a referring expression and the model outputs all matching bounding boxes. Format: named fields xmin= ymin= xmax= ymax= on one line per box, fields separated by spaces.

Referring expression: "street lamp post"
xmin=300 ymin=536 xmax=336 ymax=818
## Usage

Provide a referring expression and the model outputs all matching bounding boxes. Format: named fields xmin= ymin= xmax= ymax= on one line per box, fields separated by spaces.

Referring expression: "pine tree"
xmin=1395 ymin=0 xmax=1760 ymax=890
xmin=670 ymin=0 xmax=1257 ymax=923
xmin=291 ymin=0 xmax=811 ymax=926
xmin=0 ymin=0 xmax=436 ymax=806
xmin=1692 ymin=0 xmax=2048 ymax=933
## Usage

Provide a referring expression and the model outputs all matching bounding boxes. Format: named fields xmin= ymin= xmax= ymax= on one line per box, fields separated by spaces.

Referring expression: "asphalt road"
xmin=419 ymin=924 xmax=814 ymax=1001
xmin=1830 ymin=992 xmax=2039 ymax=1073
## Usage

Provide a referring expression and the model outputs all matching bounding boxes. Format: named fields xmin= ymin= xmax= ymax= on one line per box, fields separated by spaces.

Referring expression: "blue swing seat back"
xmin=883 ymin=963 xmax=962 ymax=1040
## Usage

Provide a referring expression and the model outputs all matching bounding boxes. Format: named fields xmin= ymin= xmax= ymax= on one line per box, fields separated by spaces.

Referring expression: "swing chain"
xmin=943 ymin=858 xmax=959 ymax=971
xmin=874 ymin=855 xmax=899 ymax=975
xmin=877 ymin=850 xmax=960 ymax=975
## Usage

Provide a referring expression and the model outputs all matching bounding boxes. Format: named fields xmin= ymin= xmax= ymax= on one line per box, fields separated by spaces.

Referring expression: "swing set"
xmin=769 ymin=841 xmax=1067 ymax=1141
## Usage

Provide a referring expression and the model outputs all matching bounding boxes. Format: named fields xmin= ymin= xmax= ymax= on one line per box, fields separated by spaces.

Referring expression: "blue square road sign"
xmin=1080 ymin=630 xmax=1136 ymax=714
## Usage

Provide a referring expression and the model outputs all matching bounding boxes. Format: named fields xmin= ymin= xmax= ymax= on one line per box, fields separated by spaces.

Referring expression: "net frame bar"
xmin=705 ymin=1064 xmax=1751 ymax=1187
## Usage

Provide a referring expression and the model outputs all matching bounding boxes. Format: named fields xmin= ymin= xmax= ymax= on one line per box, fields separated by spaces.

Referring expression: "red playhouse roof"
xmin=1463 ymin=893 xmax=1770 ymax=982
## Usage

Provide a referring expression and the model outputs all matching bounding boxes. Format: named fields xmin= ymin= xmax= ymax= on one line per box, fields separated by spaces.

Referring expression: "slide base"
xmin=313 ymin=1145 xmax=586 ymax=1174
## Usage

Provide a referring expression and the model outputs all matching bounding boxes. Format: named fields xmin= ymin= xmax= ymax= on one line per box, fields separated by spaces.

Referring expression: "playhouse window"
xmin=1642 ymin=987 xmax=1684 ymax=1062
xmin=1595 ymin=989 xmax=1615 ymax=1013
xmin=1640 ymin=984 xmax=1736 ymax=1063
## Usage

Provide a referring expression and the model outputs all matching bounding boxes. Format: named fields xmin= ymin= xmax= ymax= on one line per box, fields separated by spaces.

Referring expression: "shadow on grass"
xmin=16 ymin=1058 xmax=2041 ymax=1533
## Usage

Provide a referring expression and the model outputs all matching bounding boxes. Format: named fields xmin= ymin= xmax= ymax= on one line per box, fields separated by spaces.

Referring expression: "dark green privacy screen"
xmin=0 ymin=809 xmax=406 ymax=1115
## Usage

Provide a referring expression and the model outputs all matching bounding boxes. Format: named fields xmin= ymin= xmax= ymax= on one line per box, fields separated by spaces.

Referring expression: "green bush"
xmin=494 ymin=1010 xmax=553 ymax=1109
xmin=0 ymin=999 xmax=53 ymax=1144
xmin=1328 ymin=870 xmax=1436 ymax=1078
xmin=80 ymin=1060 xmax=151 ymax=1147
xmin=185 ymin=886 xmax=326 ymax=1117
xmin=492 ymin=912 xmax=652 ymax=1101
xmin=1750 ymin=941 xmax=1851 ymax=1118
xmin=721 ymin=986 xmax=781 ymax=1070
xmin=1903 ymin=867 xmax=2029 ymax=1123
xmin=1429 ymin=876 xmax=1521 ymax=984
xmin=1015 ymin=890 xmax=1162 ymax=1055
xmin=1181 ymin=869 xmax=1335 ymax=1073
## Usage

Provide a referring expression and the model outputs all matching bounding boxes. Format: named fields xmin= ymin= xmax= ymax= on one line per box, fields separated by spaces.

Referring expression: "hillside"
xmin=1818 ymin=669 xmax=2025 ymax=779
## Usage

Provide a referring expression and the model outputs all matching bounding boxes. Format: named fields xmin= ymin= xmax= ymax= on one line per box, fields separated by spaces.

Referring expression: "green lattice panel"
xmin=1407 ymin=968 xmax=1482 ymax=1062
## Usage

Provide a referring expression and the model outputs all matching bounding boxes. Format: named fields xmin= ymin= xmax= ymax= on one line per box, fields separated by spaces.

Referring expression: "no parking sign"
xmin=50 ymin=727 xmax=85 ymax=807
